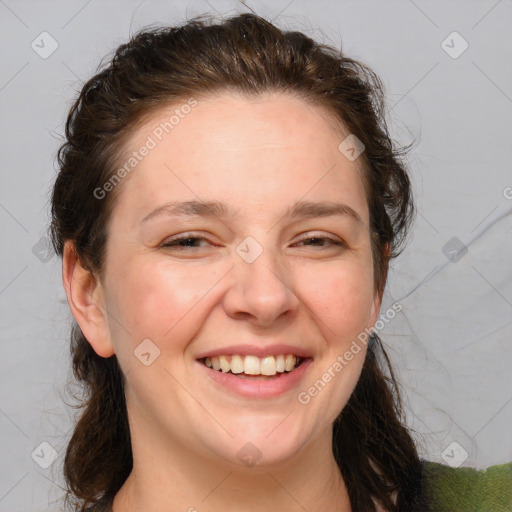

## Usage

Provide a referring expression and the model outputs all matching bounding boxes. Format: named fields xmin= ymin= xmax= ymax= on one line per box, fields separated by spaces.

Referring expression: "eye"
xmin=292 ymin=234 xmax=346 ymax=249
xmin=161 ymin=235 xmax=215 ymax=250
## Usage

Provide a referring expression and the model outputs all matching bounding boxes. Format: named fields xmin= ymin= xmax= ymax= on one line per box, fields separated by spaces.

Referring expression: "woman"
xmin=50 ymin=13 xmax=511 ymax=512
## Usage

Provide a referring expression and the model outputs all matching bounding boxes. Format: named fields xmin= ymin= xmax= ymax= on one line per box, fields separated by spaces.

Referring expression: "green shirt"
xmin=422 ymin=460 xmax=512 ymax=511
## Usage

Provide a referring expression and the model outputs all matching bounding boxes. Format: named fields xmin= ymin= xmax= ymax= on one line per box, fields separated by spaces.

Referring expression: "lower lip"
xmin=197 ymin=359 xmax=313 ymax=398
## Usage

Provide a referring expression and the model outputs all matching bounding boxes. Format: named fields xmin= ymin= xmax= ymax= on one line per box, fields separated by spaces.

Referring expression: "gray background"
xmin=1 ymin=0 xmax=511 ymax=510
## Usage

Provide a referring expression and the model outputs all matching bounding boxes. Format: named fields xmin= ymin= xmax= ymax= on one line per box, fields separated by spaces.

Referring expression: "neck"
xmin=112 ymin=422 xmax=352 ymax=512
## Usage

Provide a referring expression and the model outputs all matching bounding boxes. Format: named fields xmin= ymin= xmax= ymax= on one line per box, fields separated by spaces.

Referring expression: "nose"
xmin=222 ymin=242 xmax=300 ymax=328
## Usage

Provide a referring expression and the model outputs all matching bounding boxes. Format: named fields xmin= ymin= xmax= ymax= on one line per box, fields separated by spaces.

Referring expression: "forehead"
xmin=111 ymin=92 xmax=369 ymax=228
xmin=129 ymin=91 xmax=346 ymax=152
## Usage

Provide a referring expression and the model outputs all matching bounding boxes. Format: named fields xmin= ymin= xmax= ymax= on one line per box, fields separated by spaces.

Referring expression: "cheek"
xmin=104 ymin=257 xmax=221 ymax=351
xmin=296 ymin=263 xmax=374 ymax=421
xmin=298 ymin=261 xmax=375 ymax=338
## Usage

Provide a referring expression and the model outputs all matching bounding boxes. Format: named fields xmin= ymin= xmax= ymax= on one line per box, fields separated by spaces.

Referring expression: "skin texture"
xmin=63 ymin=92 xmax=381 ymax=512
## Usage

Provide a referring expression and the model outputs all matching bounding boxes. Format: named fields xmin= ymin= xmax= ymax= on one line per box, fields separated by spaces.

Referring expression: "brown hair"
xmin=51 ymin=13 xmax=426 ymax=512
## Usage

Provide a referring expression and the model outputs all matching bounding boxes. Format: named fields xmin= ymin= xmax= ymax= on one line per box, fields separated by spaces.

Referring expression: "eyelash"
xmin=162 ymin=236 xmax=214 ymax=249
xmin=161 ymin=234 xmax=346 ymax=250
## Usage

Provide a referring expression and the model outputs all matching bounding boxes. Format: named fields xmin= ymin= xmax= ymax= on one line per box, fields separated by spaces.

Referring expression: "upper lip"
xmin=195 ymin=343 xmax=313 ymax=360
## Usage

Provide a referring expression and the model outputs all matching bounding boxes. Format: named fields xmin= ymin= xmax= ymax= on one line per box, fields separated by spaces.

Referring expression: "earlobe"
xmin=370 ymin=290 xmax=382 ymax=329
xmin=62 ymin=241 xmax=115 ymax=358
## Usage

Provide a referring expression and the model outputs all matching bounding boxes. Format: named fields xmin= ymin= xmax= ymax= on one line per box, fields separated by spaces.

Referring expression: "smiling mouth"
xmin=199 ymin=354 xmax=305 ymax=379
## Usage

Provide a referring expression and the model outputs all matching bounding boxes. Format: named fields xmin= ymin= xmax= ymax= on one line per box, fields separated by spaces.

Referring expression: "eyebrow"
xmin=140 ymin=200 xmax=233 ymax=224
xmin=140 ymin=199 xmax=363 ymax=225
xmin=286 ymin=200 xmax=362 ymax=224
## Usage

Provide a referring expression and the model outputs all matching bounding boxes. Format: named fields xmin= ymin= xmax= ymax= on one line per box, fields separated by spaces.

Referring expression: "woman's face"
xmin=93 ymin=92 xmax=380 ymax=468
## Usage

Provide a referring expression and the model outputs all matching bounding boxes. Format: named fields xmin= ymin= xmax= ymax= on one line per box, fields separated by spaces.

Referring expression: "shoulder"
xmin=421 ymin=459 xmax=512 ymax=511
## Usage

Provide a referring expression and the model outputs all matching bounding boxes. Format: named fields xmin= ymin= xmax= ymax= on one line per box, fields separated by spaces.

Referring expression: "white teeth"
xmin=230 ymin=354 xmax=244 ymax=374
xmin=244 ymin=355 xmax=260 ymax=375
xmin=203 ymin=354 xmax=303 ymax=376
xmin=260 ymin=356 xmax=275 ymax=376
xmin=219 ymin=355 xmax=230 ymax=373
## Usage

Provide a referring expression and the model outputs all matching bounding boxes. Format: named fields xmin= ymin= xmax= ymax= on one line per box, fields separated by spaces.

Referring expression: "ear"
xmin=369 ymin=288 xmax=382 ymax=329
xmin=62 ymin=241 xmax=115 ymax=358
